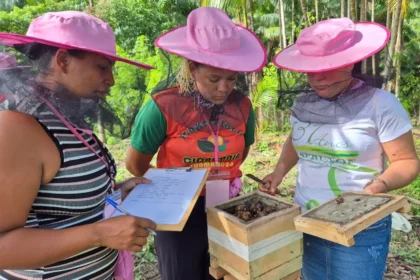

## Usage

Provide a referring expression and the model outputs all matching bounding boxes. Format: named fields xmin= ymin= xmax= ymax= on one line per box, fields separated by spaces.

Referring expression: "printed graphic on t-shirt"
xmin=292 ymin=120 xmax=380 ymax=210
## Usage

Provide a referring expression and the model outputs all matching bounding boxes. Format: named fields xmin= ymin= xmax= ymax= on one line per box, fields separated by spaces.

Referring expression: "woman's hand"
xmin=258 ymin=171 xmax=284 ymax=195
xmin=95 ymin=216 xmax=157 ymax=253
xmin=363 ymin=179 xmax=388 ymax=194
xmin=116 ymin=177 xmax=151 ymax=201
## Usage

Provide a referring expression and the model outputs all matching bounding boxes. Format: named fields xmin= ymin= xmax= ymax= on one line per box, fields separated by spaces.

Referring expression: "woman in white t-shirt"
xmin=261 ymin=18 xmax=420 ymax=280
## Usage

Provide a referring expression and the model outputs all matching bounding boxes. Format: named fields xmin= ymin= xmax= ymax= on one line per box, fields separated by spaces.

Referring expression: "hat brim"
xmin=273 ymin=22 xmax=390 ymax=73
xmin=155 ymin=25 xmax=267 ymax=72
xmin=0 ymin=33 xmax=154 ymax=70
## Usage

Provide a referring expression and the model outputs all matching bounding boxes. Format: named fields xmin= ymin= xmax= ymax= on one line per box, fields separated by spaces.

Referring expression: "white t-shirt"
xmin=290 ymin=87 xmax=412 ymax=212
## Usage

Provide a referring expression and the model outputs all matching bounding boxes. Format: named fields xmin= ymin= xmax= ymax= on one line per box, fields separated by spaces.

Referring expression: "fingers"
xmin=136 ymin=217 xmax=157 ymax=230
xmin=132 ymin=177 xmax=151 ymax=184
xmin=130 ymin=245 xmax=143 ymax=253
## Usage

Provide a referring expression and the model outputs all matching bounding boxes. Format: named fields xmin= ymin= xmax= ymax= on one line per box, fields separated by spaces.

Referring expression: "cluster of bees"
xmin=233 ymin=199 xmax=278 ymax=222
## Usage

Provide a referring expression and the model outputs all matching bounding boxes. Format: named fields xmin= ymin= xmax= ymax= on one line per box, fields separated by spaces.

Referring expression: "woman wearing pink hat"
xmin=125 ymin=7 xmax=266 ymax=280
xmin=260 ymin=18 xmax=419 ymax=279
xmin=0 ymin=11 xmax=157 ymax=279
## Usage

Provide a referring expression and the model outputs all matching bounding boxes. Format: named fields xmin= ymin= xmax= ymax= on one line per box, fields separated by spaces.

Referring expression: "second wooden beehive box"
xmin=206 ymin=190 xmax=303 ymax=280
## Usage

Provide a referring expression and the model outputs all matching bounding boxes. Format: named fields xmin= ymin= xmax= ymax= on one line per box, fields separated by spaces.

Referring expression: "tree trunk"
xmin=347 ymin=0 xmax=351 ymax=17
xmin=394 ymin=13 xmax=403 ymax=98
xmin=350 ymin=0 xmax=356 ymax=21
xmin=97 ymin=110 xmax=107 ymax=144
xmin=417 ymin=102 xmax=420 ymax=127
xmin=371 ymin=0 xmax=376 ymax=75
xmin=279 ymin=0 xmax=287 ymax=48
xmin=386 ymin=0 xmax=391 ymax=29
xmin=385 ymin=0 xmax=402 ymax=91
xmin=360 ymin=0 xmax=367 ymax=73
xmin=291 ymin=0 xmax=295 ymax=43
xmin=341 ymin=0 xmax=345 ymax=17
xmin=315 ymin=0 xmax=319 ymax=22
xmin=89 ymin=0 xmax=94 ymax=7
xmin=300 ymin=0 xmax=310 ymax=26
xmin=248 ymin=0 xmax=255 ymax=31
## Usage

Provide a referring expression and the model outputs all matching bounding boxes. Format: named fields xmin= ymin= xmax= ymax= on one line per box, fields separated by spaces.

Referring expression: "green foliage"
xmin=92 ymin=0 xmax=195 ymax=51
xmin=0 ymin=0 xmax=88 ymax=33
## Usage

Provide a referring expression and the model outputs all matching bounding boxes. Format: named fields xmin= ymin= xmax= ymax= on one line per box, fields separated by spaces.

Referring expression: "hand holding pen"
xmin=94 ymin=197 xmax=157 ymax=253
xmin=105 ymin=197 xmax=157 ymax=236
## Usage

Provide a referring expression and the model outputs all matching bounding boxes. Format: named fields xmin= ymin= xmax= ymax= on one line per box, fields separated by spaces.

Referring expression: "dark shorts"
xmin=154 ymin=196 xmax=217 ymax=280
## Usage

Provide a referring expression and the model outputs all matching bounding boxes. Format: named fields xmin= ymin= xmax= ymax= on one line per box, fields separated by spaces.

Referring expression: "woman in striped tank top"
xmin=0 ymin=11 xmax=156 ymax=279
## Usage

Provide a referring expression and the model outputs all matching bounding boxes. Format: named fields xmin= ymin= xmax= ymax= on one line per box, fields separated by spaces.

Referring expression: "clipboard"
xmin=113 ymin=167 xmax=210 ymax=232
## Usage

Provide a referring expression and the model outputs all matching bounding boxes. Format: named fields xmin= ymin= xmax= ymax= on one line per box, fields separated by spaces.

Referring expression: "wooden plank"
xmin=207 ymin=190 xmax=301 ymax=246
xmin=249 ymin=239 xmax=302 ymax=278
xmin=294 ymin=192 xmax=409 ymax=247
xmin=207 ymin=207 xmax=249 ymax=245
xmin=246 ymin=205 xmax=300 ymax=245
xmin=224 ymin=274 xmax=238 ymax=280
xmin=340 ymin=194 xmax=408 ymax=237
xmin=281 ymin=270 xmax=301 ymax=280
xmin=208 ymin=240 xmax=250 ymax=278
xmin=209 ymin=239 xmax=303 ymax=279
xmin=209 ymin=266 xmax=229 ymax=279
xmin=254 ymin=256 xmax=302 ymax=280
xmin=294 ymin=217 xmax=355 ymax=246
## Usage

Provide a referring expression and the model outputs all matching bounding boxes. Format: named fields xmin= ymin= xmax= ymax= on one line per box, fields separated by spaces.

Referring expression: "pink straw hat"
xmin=0 ymin=11 xmax=153 ymax=69
xmin=273 ymin=17 xmax=390 ymax=73
xmin=0 ymin=52 xmax=29 ymax=70
xmin=155 ymin=7 xmax=267 ymax=72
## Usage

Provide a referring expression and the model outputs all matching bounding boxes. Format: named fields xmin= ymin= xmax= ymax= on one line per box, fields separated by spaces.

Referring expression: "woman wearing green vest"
xmin=125 ymin=7 xmax=267 ymax=280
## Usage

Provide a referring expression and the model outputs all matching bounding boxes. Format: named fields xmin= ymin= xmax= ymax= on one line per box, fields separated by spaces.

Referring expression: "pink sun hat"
xmin=0 ymin=52 xmax=29 ymax=70
xmin=155 ymin=7 xmax=267 ymax=72
xmin=273 ymin=17 xmax=390 ymax=73
xmin=0 ymin=11 xmax=153 ymax=70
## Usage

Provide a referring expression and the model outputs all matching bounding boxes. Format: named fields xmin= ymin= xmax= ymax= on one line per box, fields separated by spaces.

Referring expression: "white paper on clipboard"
xmin=205 ymin=170 xmax=230 ymax=207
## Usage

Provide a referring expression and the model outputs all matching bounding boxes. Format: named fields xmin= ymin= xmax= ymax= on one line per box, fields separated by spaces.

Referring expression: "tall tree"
xmin=279 ymin=0 xmax=287 ymax=48
xmin=347 ymin=0 xmax=351 ymax=17
xmin=315 ymin=0 xmax=319 ymax=22
xmin=371 ymin=0 xmax=376 ymax=75
xmin=341 ymin=0 xmax=345 ymax=17
xmin=385 ymin=0 xmax=402 ymax=91
xmin=350 ymin=0 xmax=356 ymax=20
xmin=360 ymin=0 xmax=367 ymax=73
xmin=300 ymin=0 xmax=310 ymax=26
xmin=291 ymin=0 xmax=295 ymax=43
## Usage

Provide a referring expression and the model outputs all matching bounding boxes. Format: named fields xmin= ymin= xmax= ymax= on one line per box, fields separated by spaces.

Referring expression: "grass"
xmin=107 ymin=130 xmax=420 ymax=279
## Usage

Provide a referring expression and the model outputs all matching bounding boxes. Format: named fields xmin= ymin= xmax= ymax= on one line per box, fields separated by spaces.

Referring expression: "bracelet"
xmin=365 ymin=178 xmax=390 ymax=192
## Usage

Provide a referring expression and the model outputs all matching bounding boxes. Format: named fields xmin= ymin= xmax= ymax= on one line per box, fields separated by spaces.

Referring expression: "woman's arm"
xmin=125 ymin=147 xmax=155 ymax=177
xmin=259 ymin=133 xmax=299 ymax=195
xmin=364 ymin=131 xmax=420 ymax=194
xmin=242 ymin=146 xmax=250 ymax=163
xmin=0 ymin=112 xmax=155 ymax=269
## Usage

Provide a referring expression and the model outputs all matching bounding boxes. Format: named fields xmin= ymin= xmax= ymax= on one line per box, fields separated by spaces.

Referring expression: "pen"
xmin=104 ymin=197 xmax=157 ymax=236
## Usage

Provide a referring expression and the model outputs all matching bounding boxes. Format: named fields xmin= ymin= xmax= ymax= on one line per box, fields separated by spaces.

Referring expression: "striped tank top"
xmin=0 ymin=97 xmax=118 ymax=279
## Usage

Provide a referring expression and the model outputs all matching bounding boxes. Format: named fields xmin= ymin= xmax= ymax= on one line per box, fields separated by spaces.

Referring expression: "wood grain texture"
xmin=294 ymin=192 xmax=409 ymax=247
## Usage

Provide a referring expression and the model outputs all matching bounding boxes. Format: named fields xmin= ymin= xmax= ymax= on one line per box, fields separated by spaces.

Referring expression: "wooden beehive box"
xmin=206 ymin=190 xmax=303 ymax=280
xmin=294 ymin=192 xmax=410 ymax=247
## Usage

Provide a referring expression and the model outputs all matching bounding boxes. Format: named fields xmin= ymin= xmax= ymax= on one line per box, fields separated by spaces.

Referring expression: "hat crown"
xmin=26 ymin=11 xmax=116 ymax=55
xmin=0 ymin=52 xmax=17 ymax=69
xmin=297 ymin=18 xmax=356 ymax=57
xmin=186 ymin=7 xmax=240 ymax=54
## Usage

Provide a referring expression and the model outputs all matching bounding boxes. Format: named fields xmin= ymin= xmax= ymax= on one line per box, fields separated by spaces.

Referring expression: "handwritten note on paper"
xmin=112 ymin=168 xmax=208 ymax=225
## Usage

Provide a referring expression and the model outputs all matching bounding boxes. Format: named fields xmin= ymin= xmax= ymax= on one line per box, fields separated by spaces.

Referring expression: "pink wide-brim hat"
xmin=155 ymin=7 xmax=267 ymax=72
xmin=273 ymin=18 xmax=390 ymax=73
xmin=0 ymin=52 xmax=29 ymax=70
xmin=0 ymin=11 xmax=153 ymax=70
